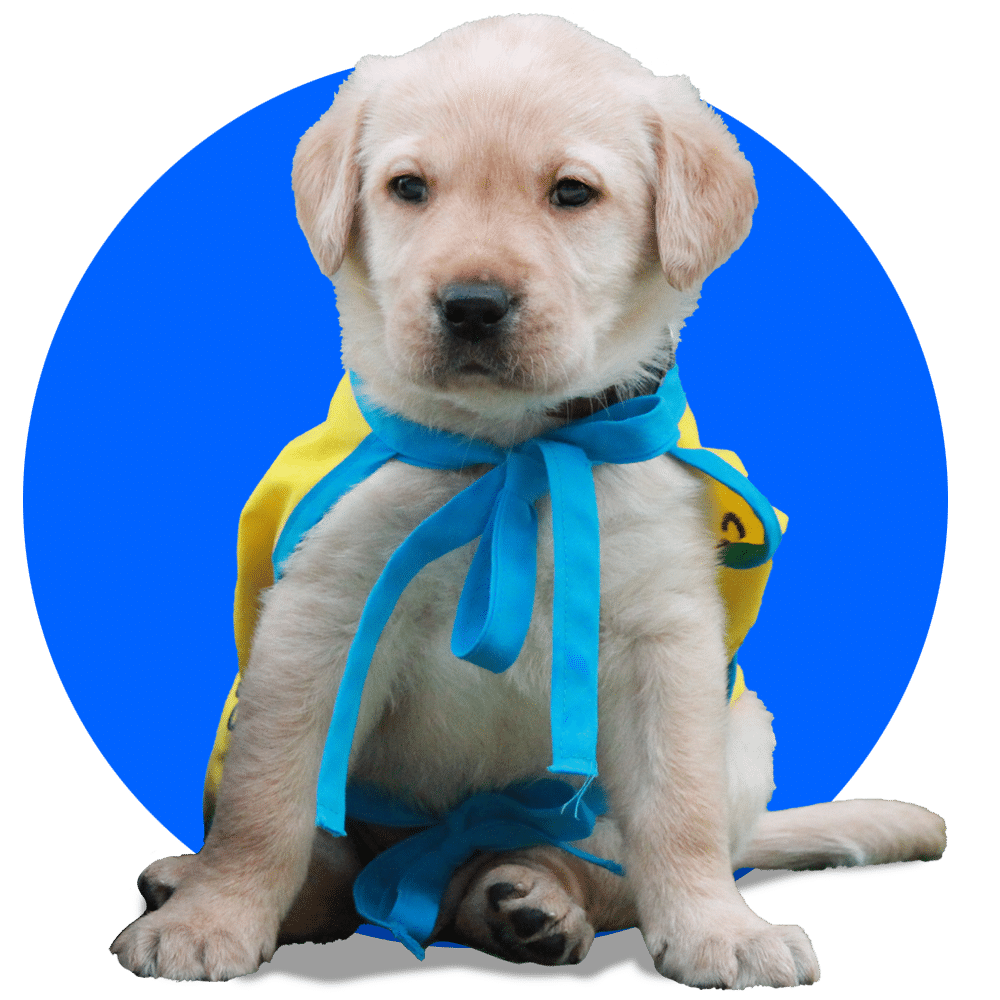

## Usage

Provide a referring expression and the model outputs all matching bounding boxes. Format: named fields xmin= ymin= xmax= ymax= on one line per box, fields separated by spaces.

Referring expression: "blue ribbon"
xmin=346 ymin=779 xmax=623 ymax=958
xmin=270 ymin=365 xmax=781 ymax=839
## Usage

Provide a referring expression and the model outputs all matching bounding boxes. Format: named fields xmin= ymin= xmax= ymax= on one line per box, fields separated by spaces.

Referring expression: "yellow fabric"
xmin=729 ymin=663 xmax=747 ymax=704
xmin=676 ymin=407 xmax=789 ymax=660
xmin=204 ymin=377 xmax=783 ymax=822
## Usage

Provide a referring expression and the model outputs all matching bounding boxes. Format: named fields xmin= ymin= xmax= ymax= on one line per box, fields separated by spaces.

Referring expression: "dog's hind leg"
xmin=736 ymin=799 xmax=946 ymax=872
xmin=277 ymin=828 xmax=366 ymax=945
xmin=723 ymin=687 xmax=945 ymax=872
xmin=134 ymin=828 xmax=365 ymax=947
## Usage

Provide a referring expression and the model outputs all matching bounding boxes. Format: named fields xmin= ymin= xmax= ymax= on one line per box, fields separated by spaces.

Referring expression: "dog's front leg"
xmin=111 ymin=519 xmax=397 ymax=979
xmin=599 ymin=628 xmax=819 ymax=989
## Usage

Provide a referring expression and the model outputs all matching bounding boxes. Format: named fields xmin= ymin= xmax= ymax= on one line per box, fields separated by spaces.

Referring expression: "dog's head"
xmin=293 ymin=15 xmax=756 ymax=442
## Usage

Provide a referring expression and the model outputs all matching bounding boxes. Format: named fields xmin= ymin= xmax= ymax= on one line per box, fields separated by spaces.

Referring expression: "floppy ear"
xmin=291 ymin=67 xmax=371 ymax=277
xmin=650 ymin=76 xmax=758 ymax=292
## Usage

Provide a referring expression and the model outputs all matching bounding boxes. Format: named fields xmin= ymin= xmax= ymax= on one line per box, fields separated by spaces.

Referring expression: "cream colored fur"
xmin=111 ymin=15 xmax=945 ymax=987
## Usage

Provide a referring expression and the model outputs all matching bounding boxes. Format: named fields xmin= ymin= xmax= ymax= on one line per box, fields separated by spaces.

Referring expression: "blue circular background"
xmin=25 ymin=73 xmax=945 ymax=892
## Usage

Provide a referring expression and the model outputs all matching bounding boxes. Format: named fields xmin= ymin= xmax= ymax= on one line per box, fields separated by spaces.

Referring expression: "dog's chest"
xmin=302 ymin=452 xmax=717 ymax=811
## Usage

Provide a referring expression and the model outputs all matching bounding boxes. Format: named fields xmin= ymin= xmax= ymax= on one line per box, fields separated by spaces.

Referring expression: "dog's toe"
xmin=649 ymin=903 xmax=820 ymax=989
xmin=111 ymin=885 xmax=278 ymax=981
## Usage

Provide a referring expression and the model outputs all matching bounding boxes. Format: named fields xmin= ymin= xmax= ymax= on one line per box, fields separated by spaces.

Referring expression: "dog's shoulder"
xmin=593 ymin=452 xmax=712 ymax=533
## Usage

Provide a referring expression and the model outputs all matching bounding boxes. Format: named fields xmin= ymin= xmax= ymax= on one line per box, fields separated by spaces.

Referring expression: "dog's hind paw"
xmin=453 ymin=862 xmax=594 ymax=965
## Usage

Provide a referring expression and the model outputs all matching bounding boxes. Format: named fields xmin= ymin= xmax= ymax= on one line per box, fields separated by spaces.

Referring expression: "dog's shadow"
xmin=133 ymin=861 xmax=934 ymax=991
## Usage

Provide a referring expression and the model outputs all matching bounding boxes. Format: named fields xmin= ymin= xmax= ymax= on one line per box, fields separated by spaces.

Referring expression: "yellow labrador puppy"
xmin=112 ymin=14 xmax=945 ymax=987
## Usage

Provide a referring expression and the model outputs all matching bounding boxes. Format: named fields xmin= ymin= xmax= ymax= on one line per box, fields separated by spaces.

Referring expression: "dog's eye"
xmin=391 ymin=174 xmax=429 ymax=203
xmin=551 ymin=178 xmax=597 ymax=208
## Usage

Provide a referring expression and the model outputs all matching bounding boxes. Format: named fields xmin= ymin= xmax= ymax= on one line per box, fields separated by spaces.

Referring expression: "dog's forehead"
xmin=359 ymin=60 xmax=654 ymax=185
xmin=361 ymin=124 xmax=641 ymax=192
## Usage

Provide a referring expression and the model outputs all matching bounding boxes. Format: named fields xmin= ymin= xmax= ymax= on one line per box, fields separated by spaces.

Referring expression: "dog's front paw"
xmin=110 ymin=883 xmax=279 ymax=981
xmin=454 ymin=862 xmax=594 ymax=965
xmin=649 ymin=902 xmax=819 ymax=989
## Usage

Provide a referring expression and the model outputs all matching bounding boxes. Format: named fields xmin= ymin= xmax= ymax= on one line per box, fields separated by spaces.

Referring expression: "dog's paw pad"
xmin=508 ymin=906 xmax=549 ymax=938
xmin=524 ymin=931 xmax=571 ymax=962
xmin=487 ymin=881 xmax=527 ymax=909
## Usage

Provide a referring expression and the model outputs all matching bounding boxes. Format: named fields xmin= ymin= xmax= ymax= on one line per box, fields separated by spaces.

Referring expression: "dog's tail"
xmin=735 ymin=799 xmax=946 ymax=871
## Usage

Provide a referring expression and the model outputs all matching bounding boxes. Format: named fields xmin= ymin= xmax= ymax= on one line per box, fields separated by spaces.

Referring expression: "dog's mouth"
xmin=454 ymin=360 xmax=495 ymax=377
xmin=430 ymin=354 xmax=518 ymax=387
xmin=426 ymin=335 xmax=531 ymax=392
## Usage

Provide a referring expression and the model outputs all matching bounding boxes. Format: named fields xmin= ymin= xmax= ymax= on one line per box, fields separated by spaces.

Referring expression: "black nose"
xmin=439 ymin=283 xmax=511 ymax=342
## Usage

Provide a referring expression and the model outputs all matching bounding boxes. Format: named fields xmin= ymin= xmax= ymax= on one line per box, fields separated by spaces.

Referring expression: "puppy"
xmin=111 ymin=14 xmax=945 ymax=987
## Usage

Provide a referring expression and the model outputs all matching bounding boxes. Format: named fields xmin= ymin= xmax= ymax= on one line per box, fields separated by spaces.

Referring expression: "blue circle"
xmin=25 ymin=73 xmax=945 ymax=887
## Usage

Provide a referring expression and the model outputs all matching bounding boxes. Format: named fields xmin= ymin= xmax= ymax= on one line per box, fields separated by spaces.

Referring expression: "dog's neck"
xmin=547 ymin=360 xmax=673 ymax=423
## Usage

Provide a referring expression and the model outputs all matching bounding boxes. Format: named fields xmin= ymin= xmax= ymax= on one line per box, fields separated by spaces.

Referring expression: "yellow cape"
xmin=204 ymin=375 xmax=787 ymax=826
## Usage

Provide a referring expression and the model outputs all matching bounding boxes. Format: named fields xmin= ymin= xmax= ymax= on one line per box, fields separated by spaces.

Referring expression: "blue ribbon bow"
xmin=346 ymin=779 xmax=624 ymax=958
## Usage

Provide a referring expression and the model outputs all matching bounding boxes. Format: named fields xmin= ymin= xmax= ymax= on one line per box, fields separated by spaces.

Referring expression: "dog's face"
xmin=293 ymin=15 xmax=757 ymax=442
